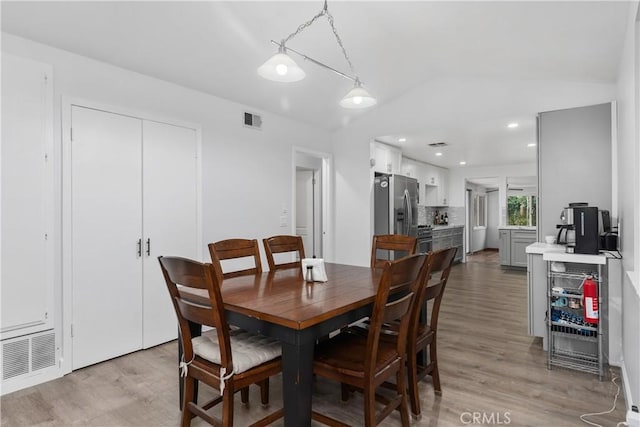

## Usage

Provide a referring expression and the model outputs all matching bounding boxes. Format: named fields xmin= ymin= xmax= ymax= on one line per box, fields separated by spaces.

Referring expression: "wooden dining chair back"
xmin=406 ymin=246 xmax=457 ymax=418
xmin=208 ymin=238 xmax=262 ymax=279
xmin=262 ymin=235 xmax=306 ymax=271
xmin=370 ymin=234 xmax=417 ymax=268
xmin=312 ymin=253 xmax=428 ymax=426
xmin=158 ymin=256 xmax=283 ymax=427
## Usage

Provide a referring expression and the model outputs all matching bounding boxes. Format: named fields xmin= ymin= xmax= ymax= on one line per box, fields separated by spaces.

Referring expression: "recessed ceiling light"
xmin=398 ymin=137 xmax=406 ymax=142
xmin=459 ymin=161 xmax=467 ymax=165
xmin=435 ymin=152 xmax=443 ymax=156
xmin=507 ymin=123 xmax=519 ymax=129
xmin=527 ymin=143 xmax=537 ymax=147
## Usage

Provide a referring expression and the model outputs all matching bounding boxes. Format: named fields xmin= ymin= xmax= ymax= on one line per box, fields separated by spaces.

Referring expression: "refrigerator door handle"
xmin=403 ymin=189 xmax=411 ymax=235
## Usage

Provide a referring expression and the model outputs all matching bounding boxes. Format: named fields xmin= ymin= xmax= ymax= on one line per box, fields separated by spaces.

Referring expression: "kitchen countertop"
xmin=498 ymin=226 xmax=537 ymax=231
xmin=430 ymin=224 xmax=464 ymax=230
xmin=526 ymin=242 xmax=609 ymax=264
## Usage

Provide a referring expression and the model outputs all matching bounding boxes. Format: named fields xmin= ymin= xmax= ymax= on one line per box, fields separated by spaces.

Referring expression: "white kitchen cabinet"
xmin=69 ymin=105 xmax=199 ymax=369
xmin=424 ymin=165 xmax=449 ymax=207
xmin=373 ymin=142 xmax=402 ymax=174
xmin=400 ymin=156 xmax=418 ymax=178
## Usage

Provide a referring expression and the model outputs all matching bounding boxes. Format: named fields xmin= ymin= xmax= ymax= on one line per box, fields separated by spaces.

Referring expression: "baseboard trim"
xmin=621 ymin=359 xmax=639 ymax=426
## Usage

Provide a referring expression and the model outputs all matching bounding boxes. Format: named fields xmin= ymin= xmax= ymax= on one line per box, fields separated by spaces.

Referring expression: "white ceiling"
xmin=1 ymin=1 xmax=631 ymax=168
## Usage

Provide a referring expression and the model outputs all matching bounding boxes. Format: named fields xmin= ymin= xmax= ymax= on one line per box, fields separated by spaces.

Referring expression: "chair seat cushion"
xmin=314 ymin=332 xmax=399 ymax=377
xmin=192 ymin=330 xmax=281 ymax=374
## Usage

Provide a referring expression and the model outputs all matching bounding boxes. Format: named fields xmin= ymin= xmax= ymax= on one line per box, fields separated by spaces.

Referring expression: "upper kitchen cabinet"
xmin=400 ymin=156 xmax=418 ymax=178
xmin=424 ymin=165 xmax=449 ymax=207
xmin=373 ymin=142 xmax=402 ymax=174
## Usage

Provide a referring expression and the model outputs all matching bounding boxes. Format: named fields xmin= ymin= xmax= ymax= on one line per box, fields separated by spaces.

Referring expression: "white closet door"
xmin=142 ymin=121 xmax=198 ymax=348
xmin=71 ymin=106 xmax=143 ymax=369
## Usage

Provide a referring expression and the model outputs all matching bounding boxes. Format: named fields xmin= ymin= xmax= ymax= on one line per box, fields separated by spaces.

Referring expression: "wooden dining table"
xmin=179 ymin=262 xmax=384 ymax=427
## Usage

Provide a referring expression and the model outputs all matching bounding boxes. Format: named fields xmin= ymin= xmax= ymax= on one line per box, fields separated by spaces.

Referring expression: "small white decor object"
xmin=301 ymin=258 xmax=328 ymax=282
xmin=545 ymin=235 xmax=557 ymax=244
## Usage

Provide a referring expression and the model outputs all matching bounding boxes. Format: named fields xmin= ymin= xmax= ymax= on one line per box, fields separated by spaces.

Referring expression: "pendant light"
xmin=339 ymin=79 xmax=377 ymax=109
xmin=257 ymin=44 xmax=305 ymax=83
xmin=258 ymin=0 xmax=376 ymax=109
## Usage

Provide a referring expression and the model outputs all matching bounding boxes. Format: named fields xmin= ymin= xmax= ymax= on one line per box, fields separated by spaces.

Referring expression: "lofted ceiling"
xmin=1 ymin=1 xmax=631 ymax=168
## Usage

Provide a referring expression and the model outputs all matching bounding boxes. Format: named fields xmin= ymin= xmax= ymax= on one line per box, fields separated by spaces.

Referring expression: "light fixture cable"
xmin=258 ymin=0 xmax=376 ymax=108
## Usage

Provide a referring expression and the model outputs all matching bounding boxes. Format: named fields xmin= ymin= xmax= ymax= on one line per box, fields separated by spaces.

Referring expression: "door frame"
xmin=292 ymin=146 xmax=333 ymax=262
xmin=61 ymin=97 xmax=203 ymax=375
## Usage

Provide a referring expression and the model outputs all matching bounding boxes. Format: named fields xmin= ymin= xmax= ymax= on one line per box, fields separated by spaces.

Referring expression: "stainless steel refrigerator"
xmin=374 ymin=173 xmax=418 ymax=240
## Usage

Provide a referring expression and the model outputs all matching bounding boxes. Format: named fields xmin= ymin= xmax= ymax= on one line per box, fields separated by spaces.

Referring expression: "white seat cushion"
xmin=192 ymin=330 xmax=281 ymax=374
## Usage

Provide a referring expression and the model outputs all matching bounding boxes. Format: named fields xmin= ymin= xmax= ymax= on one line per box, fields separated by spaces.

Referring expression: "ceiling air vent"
xmin=243 ymin=112 xmax=262 ymax=130
xmin=428 ymin=142 xmax=448 ymax=147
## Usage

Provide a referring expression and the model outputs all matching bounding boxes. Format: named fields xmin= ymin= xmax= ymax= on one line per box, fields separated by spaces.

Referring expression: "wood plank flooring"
xmin=1 ymin=251 xmax=627 ymax=426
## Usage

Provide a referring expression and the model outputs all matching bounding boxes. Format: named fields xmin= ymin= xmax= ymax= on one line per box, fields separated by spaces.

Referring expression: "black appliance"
xmin=599 ymin=210 xmax=618 ymax=251
xmin=417 ymin=225 xmax=433 ymax=254
xmin=573 ymin=206 xmax=599 ymax=254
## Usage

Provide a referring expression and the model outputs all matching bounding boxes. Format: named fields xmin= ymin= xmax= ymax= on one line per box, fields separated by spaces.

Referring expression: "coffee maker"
xmin=557 ymin=203 xmax=599 ymax=254
xmin=573 ymin=206 xmax=599 ymax=254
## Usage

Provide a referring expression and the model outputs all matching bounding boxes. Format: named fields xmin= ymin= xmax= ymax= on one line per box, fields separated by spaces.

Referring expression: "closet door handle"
xmin=146 ymin=238 xmax=151 ymax=256
xmin=137 ymin=238 xmax=142 ymax=257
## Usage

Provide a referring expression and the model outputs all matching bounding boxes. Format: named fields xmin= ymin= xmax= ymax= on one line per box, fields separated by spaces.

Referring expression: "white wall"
xmin=615 ymin=1 xmax=640 ymax=420
xmin=449 ymin=163 xmax=537 ymax=226
xmin=487 ymin=190 xmax=500 ymax=248
xmin=2 ymin=33 xmax=333 ymax=382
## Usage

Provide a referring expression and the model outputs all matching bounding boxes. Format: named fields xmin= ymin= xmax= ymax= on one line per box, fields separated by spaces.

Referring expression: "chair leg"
xmin=363 ymin=385 xmax=377 ymax=427
xmin=241 ymin=387 xmax=249 ymax=405
xmin=407 ymin=346 xmax=421 ymax=417
xmin=341 ymin=383 xmax=350 ymax=402
xmin=430 ymin=341 xmax=442 ymax=395
xmin=397 ymin=367 xmax=411 ymax=426
xmin=260 ymin=379 xmax=270 ymax=406
xmin=181 ymin=377 xmax=195 ymax=427
xmin=222 ymin=388 xmax=234 ymax=427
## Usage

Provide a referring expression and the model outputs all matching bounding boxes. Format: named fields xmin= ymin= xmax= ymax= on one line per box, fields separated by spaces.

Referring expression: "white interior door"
xmin=296 ymin=170 xmax=314 ymax=257
xmin=142 ymin=121 xmax=198 ymax=348
xmin=71 ymin=106 xmax=143 ymax=369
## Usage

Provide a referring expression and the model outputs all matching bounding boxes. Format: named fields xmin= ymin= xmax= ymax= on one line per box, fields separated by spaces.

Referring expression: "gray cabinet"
xmin=500 ymin=229 xmax=536 ymax=267
xmin=433 ymin=226 xmax=464 ymax=263
xmin=499 ymin=230 xmax=511 ymax=266
xmin=527 ymin=253 xmax=546 ymax=338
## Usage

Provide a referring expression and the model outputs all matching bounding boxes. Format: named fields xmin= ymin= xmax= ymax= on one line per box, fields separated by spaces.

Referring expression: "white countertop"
xmin=498 ymin=226 xmax=537 ymax=231
xmin=526 ymin=242 xmax=608 ymax=264
xmin=431 ymin=224 xmax=464 ymax=230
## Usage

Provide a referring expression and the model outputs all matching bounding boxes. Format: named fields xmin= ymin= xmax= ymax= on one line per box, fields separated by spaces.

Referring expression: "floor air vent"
xmin=2 ymin=330 xmax=56 ymax=381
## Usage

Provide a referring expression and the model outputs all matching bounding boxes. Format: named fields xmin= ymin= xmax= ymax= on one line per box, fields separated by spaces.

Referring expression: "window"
xmin=507 ymin=195 xmax=537 ymax=226
xmin=473 ymin=194 xmax=486 ymax=227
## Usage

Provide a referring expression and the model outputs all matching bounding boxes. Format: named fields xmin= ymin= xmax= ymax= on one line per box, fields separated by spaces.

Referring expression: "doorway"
xmin=293 ymin=148 xmax=331 ymax=260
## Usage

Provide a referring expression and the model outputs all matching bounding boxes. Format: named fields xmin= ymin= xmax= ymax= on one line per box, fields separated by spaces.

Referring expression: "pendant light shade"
xmin=339 ymin=82 xmax=377 ymax=109
xmin=257 ymin=47 xmax=305 ymax=83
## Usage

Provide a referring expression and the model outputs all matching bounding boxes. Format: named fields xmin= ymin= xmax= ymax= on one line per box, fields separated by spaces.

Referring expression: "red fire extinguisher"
xmin=582 ymin=276 xmax=599 ymax=324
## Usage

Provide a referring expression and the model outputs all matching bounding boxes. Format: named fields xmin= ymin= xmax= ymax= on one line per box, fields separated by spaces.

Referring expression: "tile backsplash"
xmin=418 ymin=206 xmax=465 ymax=226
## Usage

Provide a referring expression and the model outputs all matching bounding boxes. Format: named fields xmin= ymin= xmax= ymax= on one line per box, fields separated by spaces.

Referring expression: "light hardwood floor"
xmin=1 ymin=251 xmax=627 ymax=426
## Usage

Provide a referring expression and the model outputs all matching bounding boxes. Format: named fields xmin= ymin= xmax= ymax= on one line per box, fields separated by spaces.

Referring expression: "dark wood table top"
xmin=180 ymin=263 xmax=382 ymax=330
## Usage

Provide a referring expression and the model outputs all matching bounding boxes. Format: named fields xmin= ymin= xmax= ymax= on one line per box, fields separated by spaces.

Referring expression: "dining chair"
xmin=208 ymin=238 xmax=263 ymax=279
xmin=207 ymin=238 xmax=268 ymax=405
xmin=311 ymin=253 xmax=428 ymax=427
xmin=405 ymin=246 xmax=457 ymax=417
xmin=262 ymin=235 xmax=306 ymax=271
xmin=370 ymin=234 xmax=417 ymax=268
xmin=158 ymin=256 xmax=284 ymax=427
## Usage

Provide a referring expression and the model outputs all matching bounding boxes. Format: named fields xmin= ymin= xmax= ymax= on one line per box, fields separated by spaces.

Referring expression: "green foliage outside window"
xmin=508 ymin=195 xmax=537 ymax=226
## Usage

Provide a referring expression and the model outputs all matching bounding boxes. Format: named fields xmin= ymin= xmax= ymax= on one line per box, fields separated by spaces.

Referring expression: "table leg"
xmin=281 ymin=339 xmax=315 ymax=427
